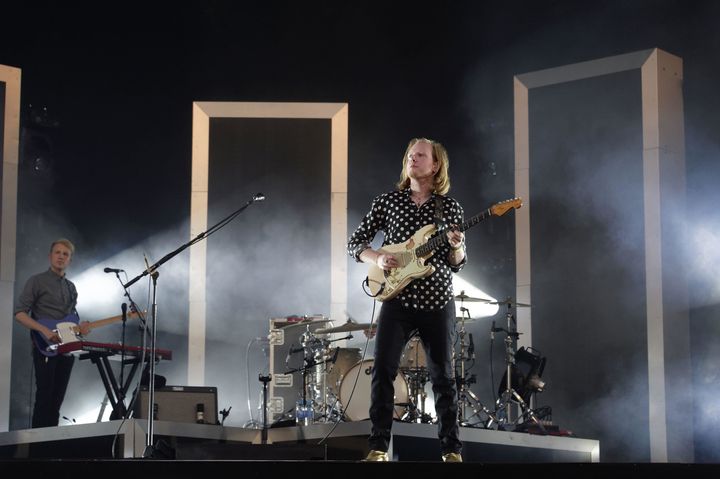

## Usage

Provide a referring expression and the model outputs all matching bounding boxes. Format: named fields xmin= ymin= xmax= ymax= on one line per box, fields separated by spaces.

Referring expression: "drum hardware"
xmin=398 ymin=336 xmax=434 ymax=423
xmin=282 ymin=325 xmax=338 ymax=425
xmin=491 ymin=297 xmax=546 ymax=432
xmin=259 ymin=374 xmax=272 ymax=443
xmin=454 ymin=300 xmax=498 ymax=428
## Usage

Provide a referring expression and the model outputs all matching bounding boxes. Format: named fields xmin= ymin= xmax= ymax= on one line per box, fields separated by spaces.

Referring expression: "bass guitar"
xmin=366 ymin=198 xmax=522 ymax=302
xmin=31 ymin=310 xmax=142 ymax=357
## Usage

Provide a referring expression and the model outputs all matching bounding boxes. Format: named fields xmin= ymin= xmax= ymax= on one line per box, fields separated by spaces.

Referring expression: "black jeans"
xmin=368 ymin=298 xmax=461 ymax=454
xmin=32 ymin=347 xmax=75 ymax=428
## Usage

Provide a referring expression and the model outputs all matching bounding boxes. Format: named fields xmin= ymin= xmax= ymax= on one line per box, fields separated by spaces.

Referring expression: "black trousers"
xmin=368 ymin=298 xmax=462 ymax=454
xmin=32 ymin=347 xmax=75 ymax=428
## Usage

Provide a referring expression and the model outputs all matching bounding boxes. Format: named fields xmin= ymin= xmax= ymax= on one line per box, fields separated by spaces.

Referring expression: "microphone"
xmin=468 ymin=333 xmax=475 ymax=358
xmin=121 ymin=302 xmax=127 ymax=322
xmin=253 ymin=193 xmax=266 ymax=202
xmin=491 ymin=320 xmax=496 ymax=340
xmin=286 ymin=343 xmax=305 ymax=363
xmin=289 ymin=345 xmax=305 ymax=355
xmin=103 ymin=267 xmax=124 ymax=274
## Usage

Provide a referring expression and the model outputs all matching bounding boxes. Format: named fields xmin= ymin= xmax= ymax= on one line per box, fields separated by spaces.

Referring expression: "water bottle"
xmin=196 ymin=403 xmax=205 ymax=424
xmin=295 ymin=399 xmax=313 ymax=426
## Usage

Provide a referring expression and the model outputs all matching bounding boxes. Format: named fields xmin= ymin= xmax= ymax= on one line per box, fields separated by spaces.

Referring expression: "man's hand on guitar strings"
xmin=376 ymin=253 xmax=399 ymax=271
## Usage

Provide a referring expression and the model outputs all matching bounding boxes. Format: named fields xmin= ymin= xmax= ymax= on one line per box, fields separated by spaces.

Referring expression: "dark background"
xmin=2 ymin=0 xmax=719 ymax=463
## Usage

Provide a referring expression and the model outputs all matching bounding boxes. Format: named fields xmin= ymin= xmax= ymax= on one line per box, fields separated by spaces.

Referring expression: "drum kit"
xmin=275 ymin=293 xmax=545 ymax=430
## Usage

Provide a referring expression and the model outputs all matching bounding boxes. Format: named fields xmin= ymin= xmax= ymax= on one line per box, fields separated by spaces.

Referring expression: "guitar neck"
xmin=461 ymin=208 xmax=493 ymax=232
xmin=416 ymin=209 xmax=492 ymax=257
xmin=87 ymin=314 xmax=124 ymax=331
xmin=75 ymin=312 xmax=139 ymax=332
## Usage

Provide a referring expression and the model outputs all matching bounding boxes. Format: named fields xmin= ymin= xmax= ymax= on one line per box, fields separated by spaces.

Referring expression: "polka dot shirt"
xmin=348 ymin=189 xmax=467 ymax=310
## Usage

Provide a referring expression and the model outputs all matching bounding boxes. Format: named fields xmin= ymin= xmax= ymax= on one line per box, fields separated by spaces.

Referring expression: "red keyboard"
xmin=57 ymin=340 xmax=172 ymax=360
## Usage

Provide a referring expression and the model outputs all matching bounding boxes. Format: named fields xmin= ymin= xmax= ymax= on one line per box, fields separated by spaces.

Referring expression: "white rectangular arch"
xmin=190 ymin=102 xmax=348 ymax=386
xmin=514 ymin=49 xmax=690 ymax=462
xmin=0 ymin=64 xmax=21 ymax=432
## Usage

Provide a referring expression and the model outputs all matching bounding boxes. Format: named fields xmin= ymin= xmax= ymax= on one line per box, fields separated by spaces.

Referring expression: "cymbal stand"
xmin=493 ymin=299 xmax=544 ymax=431
xmin=320 ymin=334 xmax=353 ymax=422
xmin=455 ymin=306 xmax=497 ymax=428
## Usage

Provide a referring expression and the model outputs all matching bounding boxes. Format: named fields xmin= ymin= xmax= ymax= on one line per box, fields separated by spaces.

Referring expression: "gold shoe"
xmin=442 ymin=452 xmax=463 ymax=462
xmin=364 ymin=450 xmax=389 ymax=462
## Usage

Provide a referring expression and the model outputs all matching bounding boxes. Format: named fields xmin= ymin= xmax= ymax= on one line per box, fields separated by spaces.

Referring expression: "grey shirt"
xmin=14 ymin=269 xmax=78 ymax=321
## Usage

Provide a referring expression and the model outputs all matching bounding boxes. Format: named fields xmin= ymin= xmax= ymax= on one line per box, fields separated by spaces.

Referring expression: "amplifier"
xmin=134 ymin=385 xmax=218 ymax=425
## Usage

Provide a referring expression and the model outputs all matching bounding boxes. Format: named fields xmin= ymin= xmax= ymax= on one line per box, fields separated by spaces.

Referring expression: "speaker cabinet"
xmin=135 ymin=385 xmax=218 ymax=424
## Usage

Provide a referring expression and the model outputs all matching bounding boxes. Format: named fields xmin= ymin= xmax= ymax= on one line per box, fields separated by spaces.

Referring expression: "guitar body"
xmin=367 ymin=224 xmax=438 ymax=302
xmin=30 ymin=310 xmax=143 ymax=357
xmin=31 ymin=314 xmax=80 ymax=357
xmin=364 ymin=198 xmax=523 ymax=302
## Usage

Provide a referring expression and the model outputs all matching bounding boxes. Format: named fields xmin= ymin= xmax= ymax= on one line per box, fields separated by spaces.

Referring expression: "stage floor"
xmin=0 ymin=419 xmax=599 ymax=462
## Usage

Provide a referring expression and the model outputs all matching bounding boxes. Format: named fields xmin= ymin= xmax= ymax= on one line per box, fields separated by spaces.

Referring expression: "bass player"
xmin=14 ymin=238 xmax=90 ymax=428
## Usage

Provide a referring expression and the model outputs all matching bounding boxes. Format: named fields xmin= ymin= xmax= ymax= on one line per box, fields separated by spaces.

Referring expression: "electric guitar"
xmin=31 ymin=310 xmax=143 ymax=357
xmin=366 ymin=198 xmax=522 ymax=302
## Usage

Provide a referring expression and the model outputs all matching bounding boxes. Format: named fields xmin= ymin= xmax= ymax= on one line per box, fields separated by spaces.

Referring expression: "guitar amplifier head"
xmin=134 ymin=385 xmax=218 ymax=425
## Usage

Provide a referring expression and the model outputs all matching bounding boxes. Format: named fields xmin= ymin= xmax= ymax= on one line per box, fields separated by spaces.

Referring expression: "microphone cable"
xmin=317 ymin=292 xmax=377 ymax=446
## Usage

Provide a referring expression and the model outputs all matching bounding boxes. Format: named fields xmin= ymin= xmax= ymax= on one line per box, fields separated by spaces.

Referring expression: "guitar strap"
xmin=433 ymin=195 xmax=446 ymax=229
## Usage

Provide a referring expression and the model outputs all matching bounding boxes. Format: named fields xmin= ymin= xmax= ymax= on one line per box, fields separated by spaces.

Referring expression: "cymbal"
xmin=454 ymin=292 xmax=492 ymax=303
xmin=487 ymin=299 xmax=532 ymax=308
xmin=279 ymin=318 xmax=332 ymax=329
xmin=316 ymin=321 xmax=377 ymax=334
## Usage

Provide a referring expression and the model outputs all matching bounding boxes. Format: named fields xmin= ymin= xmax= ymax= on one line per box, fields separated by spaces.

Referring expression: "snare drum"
xmin=338 ymin=359 xmax=409 ymax=421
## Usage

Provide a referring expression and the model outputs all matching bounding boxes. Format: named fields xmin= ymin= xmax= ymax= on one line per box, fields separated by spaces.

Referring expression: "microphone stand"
xmin=109 ymin=272 xmax=150 ymax=420
xmin=118 ymin=302 xmax=128 ymax=413
xmin=121 ymin=193 xmax=265 ymax=458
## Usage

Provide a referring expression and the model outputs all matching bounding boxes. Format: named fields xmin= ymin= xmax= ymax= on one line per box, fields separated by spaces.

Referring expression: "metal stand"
xmin=118 ymin=192 xmax=265 ymax=457
xmin=259 ymin=374 xmax=272 ymax=444
xmin=454 ymin=303 xmax=497 ymax=428
xmin=400 ymin=337 xmax=432 ymax=424
xmin=284 ymin=325 xmax=342 ymax=425
xmin=142 ymin=270 xmax=159 ymax=457
xmin=492 ymin=298 xmax=545 ymax=432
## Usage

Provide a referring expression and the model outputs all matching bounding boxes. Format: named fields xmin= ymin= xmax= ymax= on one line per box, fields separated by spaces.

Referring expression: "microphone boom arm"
xmin=123 ymin=193 xmax=265 ymax=289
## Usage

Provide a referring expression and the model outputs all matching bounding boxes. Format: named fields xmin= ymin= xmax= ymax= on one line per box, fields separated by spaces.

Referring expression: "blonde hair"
xmin=50 ymin=238 xmax=75 ymax=256
xmin=395 ymin=137 xmax=451 ymax=195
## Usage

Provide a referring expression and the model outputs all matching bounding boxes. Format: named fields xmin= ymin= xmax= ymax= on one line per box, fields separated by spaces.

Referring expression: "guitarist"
xmin=348 ymin=138 xmax=466 ymax=462
xmin=14 ymin=238 xmax=90 ymax=428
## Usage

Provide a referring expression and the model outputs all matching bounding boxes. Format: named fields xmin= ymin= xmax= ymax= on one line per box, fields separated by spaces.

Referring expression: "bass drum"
xmin=338 ymin=359 xmax=409 ymax=421
xmin=326 ymin=347 xmax=362 ymax=396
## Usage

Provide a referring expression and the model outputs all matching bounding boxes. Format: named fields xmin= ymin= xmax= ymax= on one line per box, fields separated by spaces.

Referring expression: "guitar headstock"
xmin=490 ymin=198 xmax=523 ymax=217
